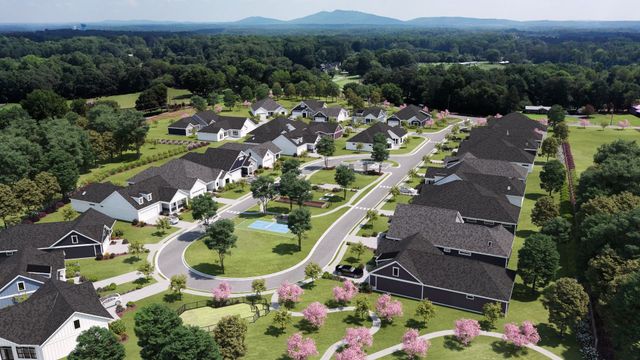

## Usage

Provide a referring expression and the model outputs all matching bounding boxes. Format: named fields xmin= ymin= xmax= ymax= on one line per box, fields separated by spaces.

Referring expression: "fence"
xmin=560 ymin=141 xmax=577 ymax=209
xmin=175 ymin=297 xmax=271 ymax=331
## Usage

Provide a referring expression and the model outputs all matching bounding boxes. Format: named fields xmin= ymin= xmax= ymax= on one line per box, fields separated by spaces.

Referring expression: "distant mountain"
xmin=288 ymin=10 xmax=403 ymax=25
xmin=406 ymin=17 xmax=522 ymax=28
xmin=232 ymin=16 xmax=285 ymax=26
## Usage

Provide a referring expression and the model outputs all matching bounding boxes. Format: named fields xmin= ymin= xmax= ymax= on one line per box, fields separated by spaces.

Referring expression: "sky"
xmin=0 ymin=0 xmax=638 ymax=23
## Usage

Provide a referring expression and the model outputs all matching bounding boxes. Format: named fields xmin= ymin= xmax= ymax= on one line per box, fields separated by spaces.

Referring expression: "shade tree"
xmin=203 ymin=219 xmax=237 ymax=273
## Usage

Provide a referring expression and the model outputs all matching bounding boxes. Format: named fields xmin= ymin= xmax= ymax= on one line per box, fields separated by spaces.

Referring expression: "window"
xmin=74 ymin=319 xmax=81 ymax=329
xmin=465 ymin=295 xmax=475 ymax=300
xmin=71 ymin=235 xmax=78 ymax=244
xmin=0 ymin=347 xmax=14 ymax=360
xmin=458 ymin=250 xmax=472 ymax=256
xmin=17 ymin=281 xmax=25 ymax=292
xmin=15 ymin=347 xmax=36 ymax=359
xmin=442 ymin=248 xmax=451 ymax=253
xmin=145 ymin=194 xmax=152 ymax=201
xmin=137 ymin=197 xmax=144 ymax=205
xmin=392 ymin=267 xmax=400 ymax=277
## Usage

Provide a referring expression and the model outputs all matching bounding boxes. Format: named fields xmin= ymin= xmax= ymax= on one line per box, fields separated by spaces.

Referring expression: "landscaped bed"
xmin=180 ymin=303 xmax=255 ymax=328
xmin=96 ymin=277 xmax=157 ymax=297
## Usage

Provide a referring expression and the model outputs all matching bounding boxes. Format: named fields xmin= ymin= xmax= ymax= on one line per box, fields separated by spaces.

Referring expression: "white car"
xmin=169 ymin=216 xmax=179 ymax=225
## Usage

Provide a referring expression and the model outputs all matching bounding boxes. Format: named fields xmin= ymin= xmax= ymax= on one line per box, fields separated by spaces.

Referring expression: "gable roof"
xmin=71 ymin=182 xmax=122 ymax=204
xmin=293 ymin=99 xmax=325 ymax=112
xmin=315 ymin=106 xmax=347 ymax=118
xmin=348 ymin=122 xmax=407 ymax=143
xmin=487 ymin=112 xmax=547 ymax=133
xmin=386 ymin=204 xmax=514 ymax=258
xmin=306 ymin=122 xmax=342 ymax=135
xmin=246 ymin=117 xmax=307 ymax=143
xmin=426 ymin=153 xmax=528 ymax=180
xmin=116 ymin=176 xmax=182 ymax=209
xmin=0 ymin=248 xmax=65 ymax=290
xmin=355 ymin=107 xmax=386 ymax=118
xmin=219 ymin=141 xmax=281 ymax=158
xmin=376 ymin=232 xmax=516 ymax=301
xmin=181 ymin=147 xmax=252 ymax=172
xmin=168 ymin=110 xmax=218 ymax=129
xmin=392 ymin=105 xmax=431 ymax=121
xmin=0 ymin=209 xmax=116 ymax=253
xmin=127 ymin=158 xmax=224 ymax=190
xmin=0 ymin=280 xmax=112 ymax=345
xmin=199 ymin=116 xmax=251 ymax=133
xmin=413 ymin=180 xmax=521 ymax=224
xmin=455 ymin=134 xmax=536 ymax=164
xmin=251 ymin=97 xmax=284 ymax=112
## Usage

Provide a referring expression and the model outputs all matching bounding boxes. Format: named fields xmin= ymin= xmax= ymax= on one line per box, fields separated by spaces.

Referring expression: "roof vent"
xmin=488 ymin=241 xmax=493 ymax=247
xmin=506 ymin=130 xmax=510 ymax=136
xmin=81 ymin=191 xmax=86 ymax=196
xmin=507 ymin=185 xmax=511 ymax=191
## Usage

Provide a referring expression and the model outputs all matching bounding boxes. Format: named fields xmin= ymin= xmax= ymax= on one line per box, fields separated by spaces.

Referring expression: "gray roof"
xmin=182 ymin=147 xmax=252 ymax=172
xmin=456 ymin=135 xmax=536 ymax=164
xmin=0 ymin=280 xmax=112 ymax=345
xmin=116 ymin=176 xmax=182 ymax=209
xmin=71 ymin=182 xmax=121 ymax=203
xmin=293 ymin=99 xmax=325 ymax=112
xmin=413 ymin=180 xmax=521 ymax=224
xmin=127 ymin=158 xmax=224 ymax=190
xmin=246 ymin=117 xmax=307 ymax=143
xmin=219 ymin=141 xmax=281 ymax=158
xmin=348 ymin=122 xmax=407 ymax=143
xmin=306 ymin=122 xmax=342 ymax=135
xmin=487 ymin=112 xmax=547 ymax=133
xmin=0 ymin=247 xmax=65 ymax=290
xmin=0 ymin=209 xmax=116 ymax=252
xmin=168 ymin=110 xmax=218 ymax=129
xmin=199 ymin=116 xmax=251 ymax=133
xmin=427 ymin=153 xmax=528 ymax=180
xmin=315 ymin=106 xmax=346 ymax=118
xmin=387 ymin=204 xmax=514 ymax=258
xmin=251 ymin=97 xmax=284 ymax=112
xmin=376 ymin=232 xmax=516 ymax=301
xmin=392 ymin=105 xmax=431 ymax=121
xmin=355 ymin=107 xmax=385 ymax=118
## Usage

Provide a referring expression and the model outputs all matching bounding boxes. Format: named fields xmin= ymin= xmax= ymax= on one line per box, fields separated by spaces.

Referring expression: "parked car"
xmin=335 ymin=264 xmax=364 ymax=278
xmin=169 ymin=216 xmax=179 ymax=225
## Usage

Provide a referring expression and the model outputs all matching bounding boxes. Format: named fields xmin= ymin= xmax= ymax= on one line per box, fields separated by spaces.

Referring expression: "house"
xmin=291 ymin=100 xmax=326 ymax=119
xmin=250 ymin=98 xmax=288 ymax=120
xmin=312 ymin=106 xmax=349 ymax=122
xmin=353 ymin=107 xmax=387 ymax=124
xmin=247 ymin=117 xmax=343 ymax=156
xmin=385 ymin=204 xmax=514 ymax=267
xmin=127 ymin=158 xmax=226 ymax=196
xmin=245 ymin=117 xmax=307 ymax=144
xmin=425 ymin=153 xmax=528 ymax=184
xmin=0 ymin=280 xmax=112 ymax=360
xmin=387 ymin=105 xmax=431 ymax=127
xmin=631 ymin=104 xmax=640 ymax=117
xmin=182 ymin=147 xmax=257 ymax=183
xmin=0 ymin=248 xmax=65 ymax=308
xmin=70 ymin=177 xmax=189 ymax=223
xmin=219 ymin=142 xmax=281 ymax=169
xmin=346 ymin=122 xmax=408 ymax=152
xmin=524 ymin=105 xmax=551 ymax=114
xmin=368 ymin=232 xmax=516 ymax=314
xmin=168 ymin=110 xmax=218 ymax=136
xmin=197 ymin=116 xmax=257 ymax=142
xmin=0 ymin=209 xmax=116 ymax=260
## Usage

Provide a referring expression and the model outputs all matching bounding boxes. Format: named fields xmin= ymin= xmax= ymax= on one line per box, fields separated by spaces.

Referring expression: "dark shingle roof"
xmin=168 ymin=116 xmax=199 ymax=129
xmin=293 ymin=99 xmax=325 ymax=112
xmin=71 ymin=182 xmax=122 ymax=203
xmin=306 ymin=122 xmax=341 ymax=135
xmin=315 ymin=106 xmax=346 ymax=118
xmin=182 ymin=147 xmax=250 ymax=172
xmin=0 ymin=248 xmax=65 ymax=290
xmin=355 ymin=107 xmax=385 ymax=118
xmin=0 ymin=209 xmax=115 ymax=252
xmin=376 ymin=232 xmax=516 ymax=301
xmin=0 ymin=280 xmax=112 ymax=345
xmin=199 ymin=116 xmax=251 ymax=133
xmin=487 ymin=112 xmax=547 ymax=133
xmin=251 ymin=98 xmax=284 ymax=112
xmin=219 ymin=141 xmax=281 ymax=158
xmin=413 ymin=180 xmax=521 ymax=224
xmin=387 ymin=204 xmax=514 ymax=257
xmin=168 ymin=110 xmax=218 ymax=129
xmin=246 ymin=117 xmax=306 ymax=143
xmin=456 ymin=135 xmax=536 ymax=164
xmin=427 ymin=153 xmax=528 ymax=180
xmin=127 ymin=158 xmax=223 ymax=190
xmin=348 ymin=122 xmax=407 ymax=143
xmin=392 ymin=105 xmax=431 ymax=121
xmin=116 ymin=176 xmax=181 ymax=209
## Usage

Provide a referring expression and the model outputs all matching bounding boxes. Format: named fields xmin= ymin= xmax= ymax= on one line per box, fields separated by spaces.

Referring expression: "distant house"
xmin=346 ymin=122 xmax=408 ymax=152
xmin=219 ymin=142 xmax=281 ymax=169
xmin=312 ymin=106 xmax=349 ymax=122
xmin=0 ymin=280 xmax=112 ymax=360
xmin=182 ymin=147 xmax=257 ymax=183
xmin=250 ymin=98 xmax=288 ymax=120
xmin=387 ymin=105 xmax=431 ymax=127
xmin=630 ymin=104 xmax=640 ymax=117
xmin=168 ymin=110 xmax=218 ymax=136
xmin=70 ymin=177 xmax=189 ymax=223
xmin=197 ymin=116 xmax=257 ymax=142
xmin=524 ymin=105 xmax=551 ymax=114
xmin=127 ymin=158 xmax=226 ymax=196
xmin=247 ymin=117 xmax=343 ymax=156
xmin=353 ymin=107 xmax=387 ymax=124
xmin=0 ymin=209 xmax=116 ymax=260
xmin=291 ymin=100 xmax=325 ymax=119
xmin=0 ymin=248 xmax=65 ymax=308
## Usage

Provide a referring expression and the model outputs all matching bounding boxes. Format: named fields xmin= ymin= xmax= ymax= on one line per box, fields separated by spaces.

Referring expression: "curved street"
xmin=156 ymin=126 xmax=455 ymax=293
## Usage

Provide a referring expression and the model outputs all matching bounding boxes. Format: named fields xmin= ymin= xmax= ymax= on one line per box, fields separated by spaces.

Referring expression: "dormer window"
xmin=145 ymin=194 xmax=152 ymax=201
xmin=137 ymin=197 xmax=144 ymax=205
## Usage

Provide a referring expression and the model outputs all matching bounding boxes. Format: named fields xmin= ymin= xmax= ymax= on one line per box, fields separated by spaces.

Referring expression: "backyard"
xmin=567 ymin=127 xmax=640 ymax=174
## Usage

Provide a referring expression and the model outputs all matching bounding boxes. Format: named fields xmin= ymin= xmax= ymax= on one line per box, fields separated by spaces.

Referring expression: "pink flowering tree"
xmin=425 ymin=119 xmax=435 ymax=128
xmin=335 ymin=345 xmax=366 ymax=360
xmin=383 ymin=100 xmax=391 ymax=108
xmin=212 ymin=282 xmax=231 ymax=305
xmin=333 ymin=280 xmax=359 ymax=305
xmin=437 ymin=111 xmax=444 ymax=120
xmin=399 ymin=104 xmax=407 ymax=110
xmin=454 ymin=319 xmax=481 ymax=346
xmin=618 ymin=119 xmax=630 ymax=130
xmin=402 ymin=329 xmax=430 ymax=359
xmin=539 ymin=118 xmax=549 ymax=126
xmin=344 ymin=327 xmax=373 ymax=349
xmin=422 ymin=106 xmax=429 ymax=113
xmin=579 ymin=119 xmax=591 ymax=128
xmin=302 ymin=302 xmax=328 ymax=329
xmin=277 ymin=281 xmax=304 ymax=308
xmin=214 ymin=104 xmax=223 ymax=113
xmin=495 ymin=113 xmax=503 ymax=118
xmin=476 ymin=118 xmax=488 ymax=126
xmin=375 ymin=294 xmax=403 ymax=323
xmin=287 ymin=332 xmax=318 ymax=360
xmin=503 ymin=321 xmax=541 ymax=348
xmin=243 ymin=100 xmax=252 ymax=107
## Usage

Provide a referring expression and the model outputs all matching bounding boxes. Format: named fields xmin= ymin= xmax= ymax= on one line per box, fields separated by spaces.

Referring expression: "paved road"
xmin=156 ymin=127 xmax=454 ymax=293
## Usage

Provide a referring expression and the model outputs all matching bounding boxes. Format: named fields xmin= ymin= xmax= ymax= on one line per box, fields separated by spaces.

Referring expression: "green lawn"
xmin=308 ymin=169 xmax=381 ymax=189
xmin=391 ymin=136 xmax=426 ymax=154
xmin=114 ymin=221 xmax=178 ymax=244
xmin=381 ymin=194 xmax=413 ymax=211
xmin=567 ymin=127 xmax=640 ymax=174
xmin=356 ymin=215 xmax=390 ymax=237
xmin=332 ymin=74 xmax=361 ymax=89
xmin=216 ymin=185 xmax=251 ymax=200
xmin=66 ymin=254 xmax=144 ymax=281
xmin=96 ymin=277 xmax=157 ymax=297
xmin=88 ymin=87 xmax=192 ymax=109
xmin=180 ymin=303 xmax=255 ymax=327
xmin=252 ymin=189 xmax=356 ymax=216
xmin=184 ymin=209 xmax=348 ymax=278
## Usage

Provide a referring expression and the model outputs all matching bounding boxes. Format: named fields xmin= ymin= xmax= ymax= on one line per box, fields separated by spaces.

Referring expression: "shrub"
xmin=126 ymin=301 xmax=136 ymax=308
xmin=115 ymin=304 xmax=125 ymax=313
xmin=131 ymin=219 xmax=139 ymax=226
xmin=114 ymin=229 xmax=124 ymax=238
xmin=109 ymin=319 xmax=127 ymax=335
xmin=122 ymin=239 xmax=129 ymax=244
xmin=95 ymin=254 xmax=103 ymax=261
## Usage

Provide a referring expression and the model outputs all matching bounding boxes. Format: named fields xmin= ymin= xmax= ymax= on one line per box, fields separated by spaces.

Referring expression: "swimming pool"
xmin=248 ymin=220 xmax=290 ymax=234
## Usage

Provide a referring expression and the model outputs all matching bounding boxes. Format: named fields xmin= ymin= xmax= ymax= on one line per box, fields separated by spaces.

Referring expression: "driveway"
xmin=156 ymin=126 xmax=455 ymax=293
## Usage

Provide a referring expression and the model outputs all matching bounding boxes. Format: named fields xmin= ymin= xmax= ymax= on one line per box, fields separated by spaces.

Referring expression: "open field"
xmin=526 ymin=112 xmax=640 ymax=127
xmin=332 ymin=74 xmax=361 ymax=89
xmin=567 ymin=127 xmax=640 ymax=174
xmin=180 ymin=303 xmax=255 ymax=327
xmin=88 ymin=87 xmax=192 ymax=109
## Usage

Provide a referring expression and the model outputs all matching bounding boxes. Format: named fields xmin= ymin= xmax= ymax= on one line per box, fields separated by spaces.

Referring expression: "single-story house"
xmin=0 ymin=280 xmax=112 ymax=360
xmin=425 ymin=153 xmax=528 ymax=184
xmin=197 ymin=116 xmax=257 ymax=142
xmin=0 ymin=248 xmax=65 ymax=309
xmin=291 ymin=100 xmax=325 ymax=119
xmin=631 ymin=104 xmax=640 ymax=117
xmin=182 ymin=147 xmax=257 ymax=183
xmin=353 ymin=107 xmax=387 ymax=124
xmin=250 ymin=98 xmax=288 ymax=120
xmin=312 ymin=106 xmax=349 ymax=122
xmin=523 ymin=105 xmax=551 ymax=114
xmin=346 ymin=122 xmax=408 ymax=151
xmin=127 ymin=158 xmax=226 ymax=196
xmin=70 ymin=177 xmax=189 ymax=223
xmin=245 ymin=117 xmax=308 ymax=144
xmin=369 ymin=232 xmax=516 ymax=314
xmin=247 ymin=117 xmax=342 ymax=156
xmin=387 ymin=105 xmax=432 ymax=127
xmin=167 ymin=110 xmax=218 ymax=136
xmin=219 ymin=142 xmax=281 ymax=169
xmin=0 ymin=209 xmax=116 ymax=260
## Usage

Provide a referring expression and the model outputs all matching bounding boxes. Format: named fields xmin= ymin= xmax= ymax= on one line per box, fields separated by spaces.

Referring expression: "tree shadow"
xmin=491 ymin=340 xmax=534 ymax=358
xmin=123 ymin=256 xmax=141 ymax=264
xmin=515 ymin=229 xmax=534 ymax=242
xmin=525 ymin=192 xmax=544 ymax=201
xmin=404 ymin=318 xmax=425 ymax=330
xmin=342 ymin=314 xmax=365 ymax=326
xmin=511 ymin=283 xmax=540 ymax=302
xmin=294 ymin=319 xmax=319 ymax=334
xmin=152 ymin=230 xmax=166 ymax=237
xmin=480 ymin=319 xmax=496 ymax=331
xmin=344 ymin=256 xmax=359 ymax=265
xmin=536 ymin=323 xmax=565 ymax=348
xmin=133 ymin=277 xmax=149 ymax=285
xmin=443 ymin=335 xmax=465 ymax=351
xmin=267 ymin=206 xmax=290 ymax=214
xmin=163 ymin=293 xmax=182 ymax=303
xmin=272 ymin=243 xmax=299 ymax=256
xmin=192 ymin=263 xmax=223 ymax=276
xmin=264 ymin=325 xmax=286 ymax=338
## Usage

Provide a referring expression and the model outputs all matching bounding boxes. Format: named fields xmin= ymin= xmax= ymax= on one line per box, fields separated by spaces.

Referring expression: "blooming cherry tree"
xmin=425 ymin=119 xmax=434 ymax=128
xmin=383 ymin=100 xmax=391 ymax=108
xmin=335 ymin=345 xmax=366 ymax=360
xmin=539 ymin=118 xmax=549 ymax=126
xmin=454 ymin=319 xmax=481 ymax=346
xmin=277 ymin=281 xmax=304 ymax=306
xmin=212 ymin=282 xmax=231 ymax=304
xmin=243 ymin=100 xmax=252 ymax=107
xmin=399 ymin=104 xmax=407 ymax=110
xmin=375 ymin=294 xmax=403 ymax=322
xmin=618 ymin=119 xmax=630 ymax=130
xmin=402 ymin=329 xmax=430 ymax=359
xmin=422 ymin=106 xmax=429 ymax=113
xmin=495 ymin=113 xmax=503 ymax=118
xmin=287 ymin=332 xmax=318 ymax=360
xmin=579 ymin=119 xmax=591 ymax=128
xmin=214 ymin=104 xmax=223 ymax=113
xmin=503 ymin=321 xmax=541 ymax=348
xmin=302 ymin=302 xmax=328 ymax=329
xmin=333 ymin=280 xmax=359 ymax=304
xmin=476 ymin=118 xmax=488 ymax=126
xmin=344 ymin=327 xmax=373 ymax=348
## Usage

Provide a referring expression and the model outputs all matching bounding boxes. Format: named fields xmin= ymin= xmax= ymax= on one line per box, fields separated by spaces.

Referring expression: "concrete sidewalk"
xmin=93 ymin=271 xmax=141 ymax=289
